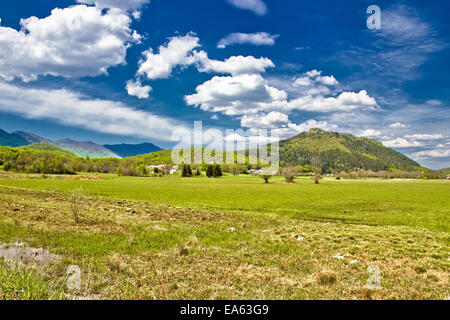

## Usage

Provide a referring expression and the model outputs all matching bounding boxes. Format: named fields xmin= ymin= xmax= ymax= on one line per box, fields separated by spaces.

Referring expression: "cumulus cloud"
xmin=194 ymin=52 xmax=274 ymax=75
xmin=390 ymin=122 xmax=407 ymax=128
xmin=226 ymin=0 xmax=267 ymax=16
xmin=0 ymin=5 xmax=140 ymax=82
xmin=241 ymin=112 xmax=289 ymax=129
xmin=305 ymin=70 xmax=322 ymax=78
xmin=404 ymin=134 xmax=444 ymax=140
xmin=292 ymin=77 xmax=312 ymax=87
xmin=383 ymin=138 xmax=423 ymax=148
xmin=137 ymin=34 xmax=200 ymax=80
xmin=136 ymin=34 xmax=274 ymax=82
xmin=77 ymin=0 xmax=150 ymax=12
xmin=360 ymin=129 xmax=382 ymax=137
xmin=217 ymin=32 xmax=278 ymax=49
xmin=185 ymin=74 xmax=287 ymax=116
xmin=288 ymin=90 xmax=378 ymax=113
xmin=126 ymin=80 xmax=152 ymax=99
xmin=412 ymin=149 xmax=450 ymax=158
xmin=0 ymin=81 xmax=186 ymax=141
xmin=316 ymin=75 xmax=338 ymax=86
xmin=294 ymin=70 xmax=338 ymax=87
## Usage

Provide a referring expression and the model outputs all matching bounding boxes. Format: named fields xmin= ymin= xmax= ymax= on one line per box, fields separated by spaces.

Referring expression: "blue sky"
xmin=0 ymin=0 xmax=449 ymax=168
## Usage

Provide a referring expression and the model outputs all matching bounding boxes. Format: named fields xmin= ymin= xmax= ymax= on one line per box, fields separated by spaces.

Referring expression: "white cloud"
xmin=217 ymin=32 xmax=278 ymax=49
xmin=77 ymin=0 xmax=150 ymax=12
xmin=316 ymin=75 xmax=338 ymax=86
xmin=305 ymin=70 xmax=322 ymax=78
xmin=137 ymin=34 xmax=200 ymax=80
xmin=266 ymin=119 xmax=338 ymax=141
xmin=383 ymin=138 xmax=423 ymax=148
xmin=292 ymin=77 xmax=312 ymax=87
xmin=185 ymin=74 xmax=287 ymax=116
xmin=126 ymin=79 xmax=152 ymax=99
xmin=412 ymin=149 xmax=450 ymax=158
xmin=0 ymin=81 xmax=186 ymax=141
xmin=360 ymin=129 xmax=382 ymax=137
xmin=425 ymin=99 xmax=442 ymax=106
xmin=241 ymin=112 xmax=289 ymax=129
xmin=0 ymin=5 xmax=140 ymax=82
xmin=281 ymin=120 xmax=338 ymax=137
xmin=389 ymin=122 xmax=407 ymax=128
xmin=136 ymin=34 xmax=274 ymax=81
xmin=194 ymin=52 xmax=274 ymax=75
xmin=294 ymin=70 xmax=338 ymax=87
xmin=404 ymin=134 xmax=444 ymax=140
xmin=226 ymin=0 xmax=267 ymax=16
xmin=288 ymin=90 xmax=378 ymax=113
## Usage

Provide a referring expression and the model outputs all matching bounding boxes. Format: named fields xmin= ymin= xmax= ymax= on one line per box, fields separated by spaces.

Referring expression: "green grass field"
xmin=0 ymin=173 xmax=448 ymax=299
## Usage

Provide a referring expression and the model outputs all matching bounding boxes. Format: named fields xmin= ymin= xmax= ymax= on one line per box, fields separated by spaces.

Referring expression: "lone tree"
xmin=259 ymin=168 xmax=277 ymax=184
xmin=260 ymin=175 xmax=272 ymax=184
xmin=282 ymin=167 xmax=299 ymax=183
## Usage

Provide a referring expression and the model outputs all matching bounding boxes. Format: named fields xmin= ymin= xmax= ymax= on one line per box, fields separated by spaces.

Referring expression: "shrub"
xmin=230 ymin=165 xmax=240 ymax=176
xmin=312 ymin=173 xmax=322 ymax=184
xmin=68 ymin=187 xmax=85 ymax=223
xmin=282 ymin=167 xmax=299 ymax=183
xmin=118 ymin=159 xmax=137 ymax=176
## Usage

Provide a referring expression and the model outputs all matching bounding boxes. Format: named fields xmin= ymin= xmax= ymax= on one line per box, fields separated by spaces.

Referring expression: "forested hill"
xmin=278 ymin=128 xmax=421 ymax=172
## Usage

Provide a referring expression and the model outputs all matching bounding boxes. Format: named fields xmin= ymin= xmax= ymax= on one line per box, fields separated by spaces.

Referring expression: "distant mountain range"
xmin=0 ymin=129 xmax=161 ymax=158
xmin=104 ymin=143 xmax=162 ymax=157
xmin=0 ymin=127 xmax=426 ymax=171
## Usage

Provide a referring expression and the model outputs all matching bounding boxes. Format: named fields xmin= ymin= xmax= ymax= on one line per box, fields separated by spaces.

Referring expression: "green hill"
xmin=134 ymin=129 xmax=422 ymax=172
xmin=278 ymin=129 xmax=421 ymax=172
xmin=22 ymin=143 xmax=77 ymax=157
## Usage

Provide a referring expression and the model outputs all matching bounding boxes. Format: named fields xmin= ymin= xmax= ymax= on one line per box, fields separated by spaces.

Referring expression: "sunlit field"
xmin=0 ymin=173 xmax=448 ymax=299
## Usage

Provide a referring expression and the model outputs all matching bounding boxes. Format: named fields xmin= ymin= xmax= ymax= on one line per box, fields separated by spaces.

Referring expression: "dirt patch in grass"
xmin=0 ymin=242 xmax=59 ymax=265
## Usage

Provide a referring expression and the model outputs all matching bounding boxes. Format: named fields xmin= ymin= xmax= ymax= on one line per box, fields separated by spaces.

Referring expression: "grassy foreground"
xmin=0 ymin=174 xmax=448 ymax=299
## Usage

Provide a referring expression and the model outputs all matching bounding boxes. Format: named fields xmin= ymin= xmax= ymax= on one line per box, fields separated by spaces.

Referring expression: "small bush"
xmin=68 ymin=186 xmax=85 ymax=223
xmin=282 ymin=167 xmax=299 ymax=183
xmin=312 ymin=173 xmax=322 ymax=184
xmin=260 ymin=175 xmax=272 ymax=184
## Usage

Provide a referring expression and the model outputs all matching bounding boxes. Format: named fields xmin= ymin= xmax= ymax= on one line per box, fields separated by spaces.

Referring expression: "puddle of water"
xmin=0 ymin=241 xmax=59 ymax=265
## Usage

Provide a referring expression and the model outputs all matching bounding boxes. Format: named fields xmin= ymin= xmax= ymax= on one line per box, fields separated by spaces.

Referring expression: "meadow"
xmin=0 ymin=173 xmax=448 ymax=299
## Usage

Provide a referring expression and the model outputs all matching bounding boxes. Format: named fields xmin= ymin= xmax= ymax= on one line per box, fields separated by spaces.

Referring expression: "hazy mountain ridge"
xmin=104 ymin=143 xmax=162 ymax=157
xmin=0 ymin=129 xmax=29 ymax=147
xmin=55 ymin=139 xmax=119 ymax=158
xmin=0 ymin=129 xmax=162 ymax=158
